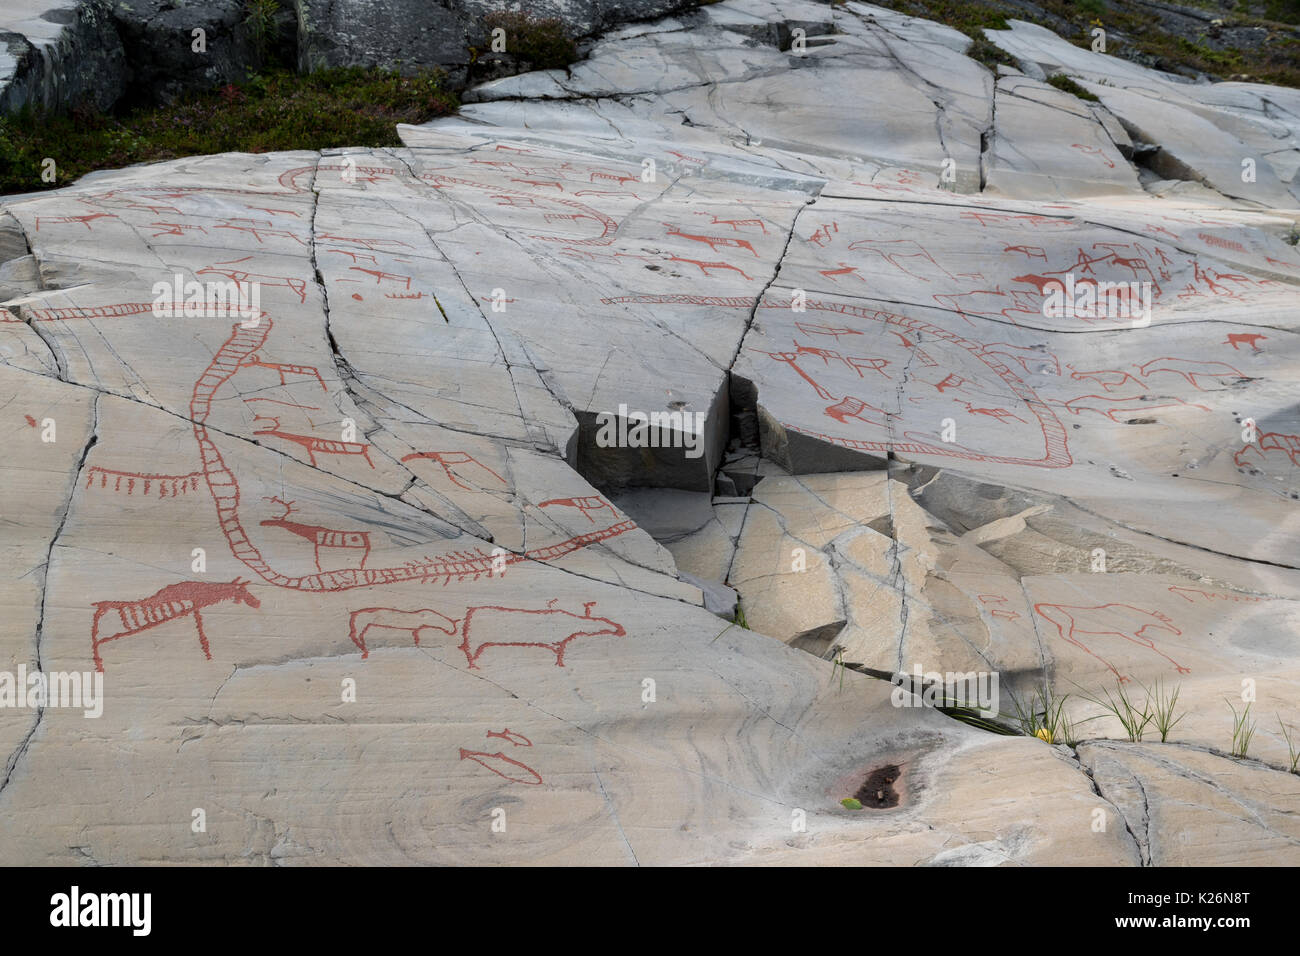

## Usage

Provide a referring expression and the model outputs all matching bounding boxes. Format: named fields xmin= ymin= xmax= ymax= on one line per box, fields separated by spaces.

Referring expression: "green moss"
xmin=967 ymin=36 xmax=1016 ymax=70
xmin=840 ymin=797 xmax=863 ymax=810
xmin=0 ymin=67 xmax=457 ymax=195
xmin=1047 ymin=73 xmax=1100 ymax=101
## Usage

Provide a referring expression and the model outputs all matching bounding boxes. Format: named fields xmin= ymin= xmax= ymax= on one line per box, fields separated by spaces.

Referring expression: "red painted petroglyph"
xmin=459 ymin=748 xmax=543 ymax=785
xmin=703 ymin=214 xmax=767 ymax=234
xmin=847 ymin=239 xmax=956 ymax=281
xmin=933 ymin=286 xmax=1044 ymax=325
xmin=1067 ymin=367 xmax=1143 ymax=392
xmin=1224 ymin=333 xmax=1266 ymax=351
xmin=149 ymin=222 xmax=208 ymax=238
xmin=347 ymin=607 xmax=458 ymax=658
xmin=91 ymin=578 xmax=260 ymax=671
xmin=244 ymin=397 xmax=321 ymax=411
xmin=794 ymin=322 xmax=863 ymax=339
xmin=667 ymin=149 xmax=707 ymax=166
xmin=825 ymin=396 xmax=891 ymax=427
xmin=85 ymin=466 xmax=204 ymax=497
xmin=806 ymin=222 xmax=838 ymax=247
xmin=348 ymin=266 xmax=412 ymax=290
xmin=1169 ymin=586 xmax=1269 ymax=604
xmin=347 ymin=599 xmax=623 ymax=670
xmin=980 ymin=343 xmax=1060 ymax=377
xmin=420 ymin=172 xmax=618 ymax=245
xmin=1004 ymin=245 xmax=1047 ymax=261
xmin=820 ymin=263 xmax=865 ymax=283
xmin=35 ymin=213 xmax=117 ymax=231
xmin=1034 ymin=602 xmax=1188 ymax=681
xmin=459 ymin=600 xmax=625 ymax=669
xmin=238 ymin=353 xmax=328 ymax=390
xmin=665 ymin=225 xmax=758 ymax=257
xmin=664 ymin=255 xmax=755 ymax=280
xmin=588 ymin=170 xmax=637 ymax=186
xmin=214 ymin=223 xmax=307 ymax=245
xmin=959 ymin=400 xmax=1027 ymax=425
xmin=1196 ymin=233 xmax=1248 ymax=254
xmin=400 ymin=451 xmax=506 ymax=490
xmin=1235 ymin=432 xmax=1300 ymax=468
xmin=750 ymin=348 xmax=834 ymax=399
xmin=317 ymin=233 xmax=412 ymax=251
xmin=196 ymin=265 xmax=307 ymax=303
xmin=261 ymin=496 xmax=372 ymax=572
xmin=1137 ymin=357 xmax=1250 ymax=390
xmin=253 ymin=415 xmax=375 ymax=468
xmin=960 ymin=212 xmax=1072 ymax=229
xmin=486 ymin=728 xmax=532 ymax=747
xmin=606 ymin=294 xmax=1072 ymax=469
xmin=1070 ymin=143 xmax=1116 ymax=168
xmin=327 ymin=248 xmax=379 ymax=265
xmin=1061 ymin=393 xmax=1209 ymax=422
xmin=538 ymin=495 xmax=616 ymax=523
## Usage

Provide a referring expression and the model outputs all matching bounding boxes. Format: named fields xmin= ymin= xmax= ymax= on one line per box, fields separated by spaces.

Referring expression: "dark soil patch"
xmin=853 ymin=763 xmax=902 ymax=808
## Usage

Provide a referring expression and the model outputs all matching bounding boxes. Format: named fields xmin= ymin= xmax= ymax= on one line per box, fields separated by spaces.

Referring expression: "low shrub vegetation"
xmin=0 ymin=67 xmax=457 ymax=195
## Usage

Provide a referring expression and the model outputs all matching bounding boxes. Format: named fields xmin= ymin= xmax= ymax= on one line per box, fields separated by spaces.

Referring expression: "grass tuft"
xmin=1227 ymin=698 xmax=1257 ymax=758
xmin=1009 ymin=684 xmax=1079 ymax=745
xmin=1278 ymin=715 xmax=1300 ymax=773
xmin=1083 ymin=679 xmax=1153 ymax=742
xmin=1148 ymin=678 xmax=1185 ymax=743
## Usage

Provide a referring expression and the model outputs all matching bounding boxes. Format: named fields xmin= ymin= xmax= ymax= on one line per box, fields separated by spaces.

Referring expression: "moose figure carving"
xmin=90 ymin=578 xmax=261 ymax=672
xmin=252 ymin=415 xmax=375 ymax=469
xmin=260 ymin=496 xmax=372 ymax=572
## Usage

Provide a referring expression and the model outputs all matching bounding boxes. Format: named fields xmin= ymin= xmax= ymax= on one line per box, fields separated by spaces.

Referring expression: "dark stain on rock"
xmin=853 ymin=763 xmax=901 ymax=809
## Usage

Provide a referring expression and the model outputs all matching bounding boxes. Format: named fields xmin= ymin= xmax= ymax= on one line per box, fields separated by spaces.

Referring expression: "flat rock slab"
xmin=1079 ymin=742 xmax=1300 ymax=865
xmin=2 ymin=0 xmax=1299 ymax=865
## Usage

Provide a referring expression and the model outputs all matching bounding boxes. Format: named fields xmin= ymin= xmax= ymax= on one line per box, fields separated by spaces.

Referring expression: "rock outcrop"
xmin=0 ymin=0 xmax=700 ymax=113
xmin=1 ymin=0 xmax=1298 ymax=865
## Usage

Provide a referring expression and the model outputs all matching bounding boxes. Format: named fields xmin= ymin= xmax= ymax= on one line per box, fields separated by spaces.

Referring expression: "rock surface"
xmin=0 ymin=0 xmax=125 ymax=113
xmin=1 ymin=0 xmax=1299 ymax=865
xmin=0 ymin=0 xmax=701 ymax=112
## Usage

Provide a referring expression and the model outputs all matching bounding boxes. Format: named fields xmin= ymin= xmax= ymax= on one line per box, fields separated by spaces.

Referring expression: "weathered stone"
xmin=1 ymin=0 xmax=1298 ymax=867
